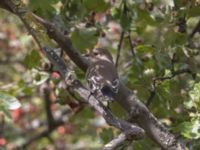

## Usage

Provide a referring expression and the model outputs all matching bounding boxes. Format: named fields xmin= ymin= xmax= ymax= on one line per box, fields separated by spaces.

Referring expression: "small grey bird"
xmin=85 ymin=48 xmax=119 ymax=101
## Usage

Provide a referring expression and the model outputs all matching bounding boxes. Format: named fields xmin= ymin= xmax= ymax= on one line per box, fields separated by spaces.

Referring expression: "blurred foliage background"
xmin=0 ymin=0 xmax=200 ymax=149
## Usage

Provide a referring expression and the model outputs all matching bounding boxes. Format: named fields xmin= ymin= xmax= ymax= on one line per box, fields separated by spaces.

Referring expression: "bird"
xmin=85 ymin=48 xmax=119 ymax=101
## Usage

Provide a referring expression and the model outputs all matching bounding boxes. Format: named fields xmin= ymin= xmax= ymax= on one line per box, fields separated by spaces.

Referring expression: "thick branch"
xmin=31 ymin=13 xmax=89 ymax=72
xmin=115 ymin=84 xmax=185 ymax=150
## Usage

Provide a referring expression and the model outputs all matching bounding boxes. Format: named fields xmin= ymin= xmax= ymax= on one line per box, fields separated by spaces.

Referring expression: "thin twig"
xmin=146 ymin=86 xmax=156 ymax=107
xmin=155 ymin=68 xmax=191 ymax=81
xmin=115 ymin=31 xmax=125 ymax=68
xmin=146 ymin=68 xmax=192 ymax=107
xmin=19 ymin=15 xmax=43 ymax=51
xmin=128 ymin=31 xmax=135 ymax=57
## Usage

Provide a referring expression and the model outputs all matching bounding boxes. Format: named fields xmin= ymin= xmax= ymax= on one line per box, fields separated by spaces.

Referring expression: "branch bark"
xmin=31 ymin=13 xmax=89 ymax=72
xmin=103 ymin=133 xmax=129 ymax=150
xmin=43 ymin=81 xmax=56 ymax=129
xmin=116 ymin=84 xmax=185 ymax=149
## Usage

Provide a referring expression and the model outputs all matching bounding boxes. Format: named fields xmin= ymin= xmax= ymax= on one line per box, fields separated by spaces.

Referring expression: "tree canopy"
xmin=0 ymin=0 xmax=200 ymax=149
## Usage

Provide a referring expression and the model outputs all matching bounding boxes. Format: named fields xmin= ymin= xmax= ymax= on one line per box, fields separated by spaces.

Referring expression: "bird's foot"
xmin=64 ymin=71 xmax=76 ymax=86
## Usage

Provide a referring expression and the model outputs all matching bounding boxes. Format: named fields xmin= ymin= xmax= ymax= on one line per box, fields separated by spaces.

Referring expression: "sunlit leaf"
xmin=136 ymin=44 xmax=156 ymax=53
xmin=0 ymin=92 xmax=21 ymax=110
xmin=175 ymin=120 xmax=200 ymax=139
xmin=186 ymin=82 xmax=200 ymax=109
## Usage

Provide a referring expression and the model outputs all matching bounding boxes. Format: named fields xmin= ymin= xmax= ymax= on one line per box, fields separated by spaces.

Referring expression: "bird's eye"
xmin=93 ymin=52 xmax=99 ymax=56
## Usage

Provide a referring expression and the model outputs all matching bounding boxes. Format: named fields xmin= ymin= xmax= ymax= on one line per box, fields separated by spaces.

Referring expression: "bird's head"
xmin=85 ymin=48 xmax=114 ymax=63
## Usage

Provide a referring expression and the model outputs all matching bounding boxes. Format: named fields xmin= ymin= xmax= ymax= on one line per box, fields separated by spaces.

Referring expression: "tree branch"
xmin=43 ymin=80 xmax=56 ymax=129
xmin=103 ymin=133 xmax=129 ymax=150
xmin=154 ymin=68 xmax=192 ymax=81
xmin=128 ymin=31 xmax=135 ymax=57
xmin=31 ymin=13 xmax=89 ymax=72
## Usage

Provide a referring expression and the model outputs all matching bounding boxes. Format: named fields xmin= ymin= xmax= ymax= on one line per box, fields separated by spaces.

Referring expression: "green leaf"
xmin=22 ymin=87 xmax=33 ymax=96
xmin=23 ymin=50 xmax=41 ymax=69
xmin=83 ymin=0 xmax=110 ymax=12
xmin=29 ymin=0 xmax=59 ymax=16
xmin=0 ymin=92 xmax=21 ymax=110
xmin=111 ymin=7 xmax=121 ymax=19
xmin=175 ymin=33 xmax=187 ymax=45
xmin=120 ymin=11 xmax=131 ymax=30
xmin=186 ymin=82 xmax=200 ymax=109
xmin=75 ymin=68 xmax=85 ymax=80
xmin=64 ymin=0 xmax=88 ymax=20
xmin=155 ymin=52 xmax=171 ymax=70
xmin=33 ymin=71 xmax=49 ymax=85
xmin=99 ymin=128 xmax=114 ymax=144
xmin=188 ymin=6 xmax=200 ymax=18
xmin=71 ymin=27 xmax=98 ymax=51
xmin=175 ymin=120 xmax=200 ymax=139
xmin=136 ymin=44 xmax=156 ymax=53
xmin=136 ymin=8 xmax=156 ymax=26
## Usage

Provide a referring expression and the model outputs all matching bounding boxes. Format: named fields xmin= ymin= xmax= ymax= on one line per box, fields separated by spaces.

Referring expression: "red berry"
xmin=0 ymin=138 xmax=7 ymax=145
xmin=51 ymin=72 xmax=61 ymax=79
